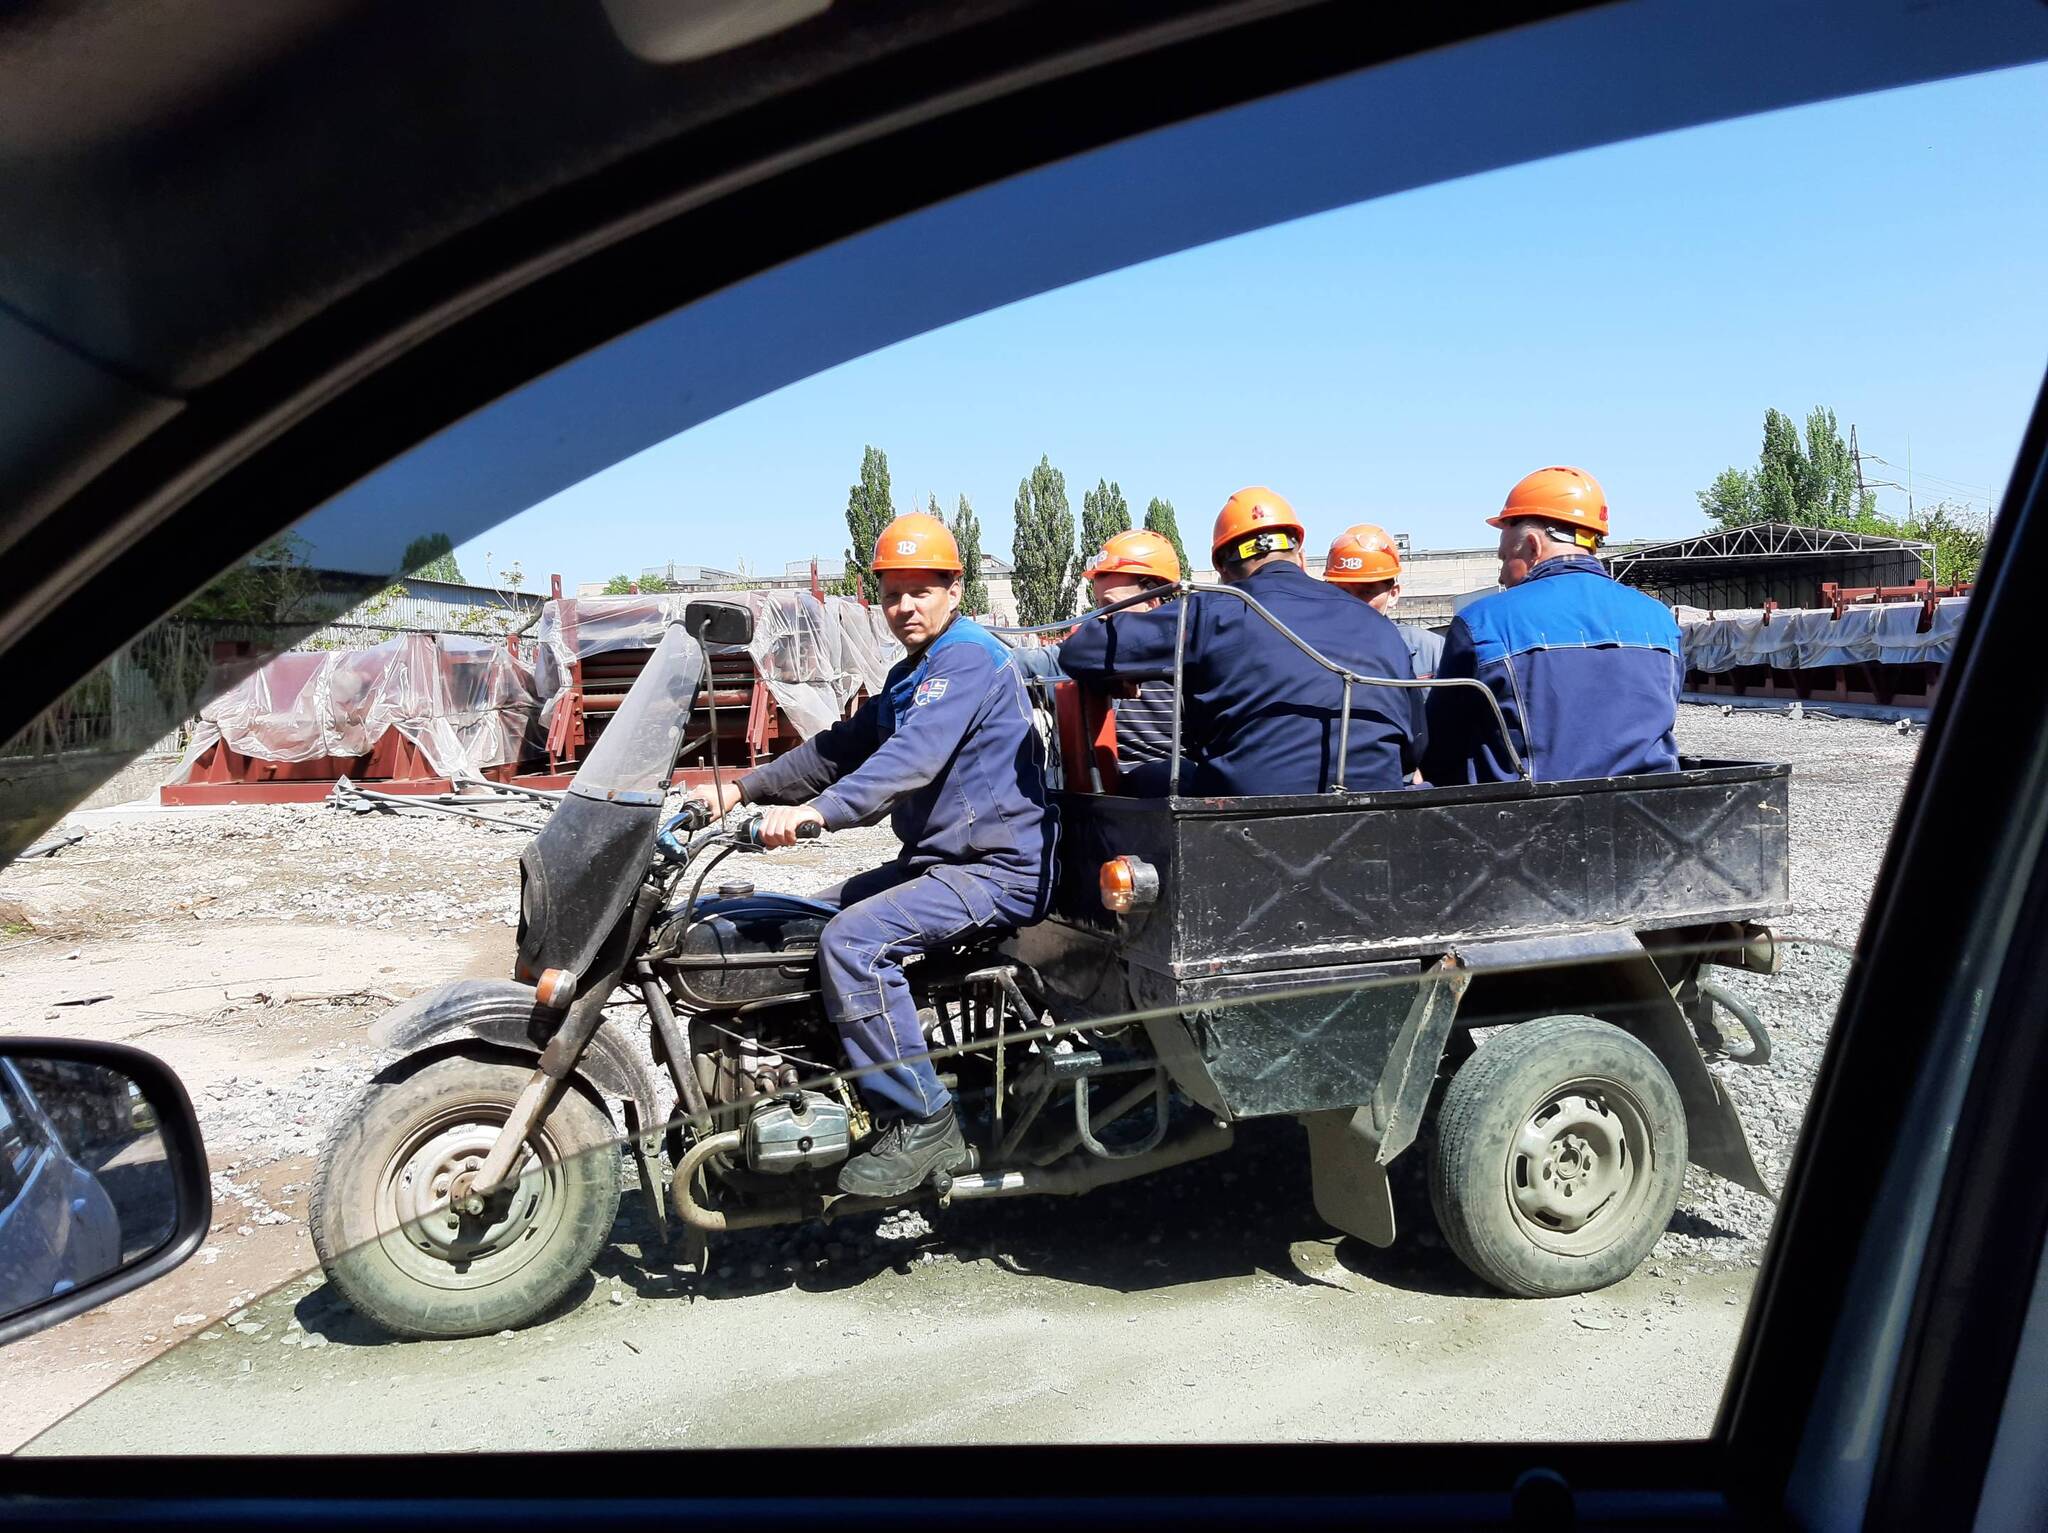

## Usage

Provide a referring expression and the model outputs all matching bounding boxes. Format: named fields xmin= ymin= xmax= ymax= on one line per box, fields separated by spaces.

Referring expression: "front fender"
xmin=368 ymin=979 xmax=663 ymax=1123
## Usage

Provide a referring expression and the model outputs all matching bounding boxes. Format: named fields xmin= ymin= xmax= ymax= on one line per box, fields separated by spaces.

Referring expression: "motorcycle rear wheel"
xmin=310 ymin=1051 xmax=621 ymax=1339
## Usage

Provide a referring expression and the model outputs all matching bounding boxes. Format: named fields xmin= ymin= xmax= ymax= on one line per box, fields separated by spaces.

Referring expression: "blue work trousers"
xmin=813 ymin=862 xmax=1043 ymax=1121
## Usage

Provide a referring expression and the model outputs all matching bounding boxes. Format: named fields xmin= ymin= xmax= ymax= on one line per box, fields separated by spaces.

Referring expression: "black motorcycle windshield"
xmin=516 ymin=624 xmax=704 ymax=980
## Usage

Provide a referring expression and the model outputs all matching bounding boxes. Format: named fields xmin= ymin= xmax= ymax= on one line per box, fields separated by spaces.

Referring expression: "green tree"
xmin=842 ymin=445 xmax=895 ymax=603
xmin=603 ymin=574 xmax=637 ymax=595
xmin=1850 ymin=500 xmax=1991 ymax=586
xmin=1697 ymin=467 xmax=1759 ymax=527
xmin=183 ymin=532 xmax=326 ymax=627
xmin=1079 ymin=478 xmax=1131 ymax=560
xmin=1143 ymin=496 xmax=1193 ymax=578
xmin=1699 ymin=405 xmax=1877 ymax=529
xmin=1800 ymin=406 xmax=1863 ymax=525
xmin=1011 ymin=454 xmax=1078 ymax=625
xmin=400 ymin=533 xmax=464 ymax=584
xmin=945 ymin=494 xmax=989 ymax=615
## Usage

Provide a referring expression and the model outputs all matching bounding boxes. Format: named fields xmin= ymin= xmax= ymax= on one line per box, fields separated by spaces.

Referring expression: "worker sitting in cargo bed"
xmin=1423 ymin=466 xmax=1681 ymax=784
xmin=1060 ymin=486 xmax=1423 ymax=795
xmin=1013 ymin=529 xmax=1185 ymax=780
xmin=1322 ymin=524 xmax=1445 ymax=679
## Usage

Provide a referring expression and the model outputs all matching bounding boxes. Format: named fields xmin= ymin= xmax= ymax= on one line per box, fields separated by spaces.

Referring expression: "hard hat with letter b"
xmin=871 ymin=512 xmax=964 ymax=574
xmin=1088 ymin=529 xmax=1183 ymax=585
xmin=1211 ymin=486 xmax=1305 ymax=562
xmin=1324 ymin=524 xmax=1402 ymax=583
xmin=1486 ymin=466 xmax=1610 ymax=544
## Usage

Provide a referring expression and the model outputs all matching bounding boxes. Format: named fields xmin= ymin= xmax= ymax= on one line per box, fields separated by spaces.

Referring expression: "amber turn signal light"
xmin=535 ymin=968 xmax=578 ymax=1008
xmin=1099 ymin=856 xmax=1160 ymax=914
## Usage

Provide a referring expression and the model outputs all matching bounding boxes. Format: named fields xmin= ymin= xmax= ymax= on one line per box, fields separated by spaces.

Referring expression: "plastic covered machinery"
xmin=1678 ymin=585 xmax=1968 ymax=711
xmin=161 ymin=586 xmax=903 ymax=803
xmin=533 ymin=584 xmax=900 ymax=774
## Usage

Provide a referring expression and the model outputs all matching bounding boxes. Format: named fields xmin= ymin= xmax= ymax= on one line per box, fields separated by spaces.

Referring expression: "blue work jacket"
xmin=1423 ymin=556 xmax=1681 ymax=785
xmin=1058 ymin=561 xmax=1423 ymax=796
xmin=739 ymin=618 xmax=1055 ymax=902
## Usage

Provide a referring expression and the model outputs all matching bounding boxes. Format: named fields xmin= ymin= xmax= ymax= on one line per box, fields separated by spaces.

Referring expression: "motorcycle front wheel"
xmin=310 ymin=1051 xmax=622 ymax=1339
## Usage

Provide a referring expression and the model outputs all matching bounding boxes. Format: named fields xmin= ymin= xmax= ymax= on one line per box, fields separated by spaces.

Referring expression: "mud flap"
xmin=1626 ymin=1003 xmax=1773 ymax=1199
xmin=1299 ymin=958 xmax=1471 ymax=1248
xmin=1303 ymin=1106 xmax=1396 ymax=1247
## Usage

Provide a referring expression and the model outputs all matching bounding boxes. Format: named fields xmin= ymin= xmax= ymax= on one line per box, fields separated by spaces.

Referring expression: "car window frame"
xmin=3 ymin=0 xmax=2048 ymax=1522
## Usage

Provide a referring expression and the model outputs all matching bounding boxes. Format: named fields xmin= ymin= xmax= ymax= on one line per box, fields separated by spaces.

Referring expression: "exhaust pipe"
xmin=950 ymin=1118 xmax=1232 ymax=1200
xmin=671 ymin=1121 xmax=1235 ymax=1233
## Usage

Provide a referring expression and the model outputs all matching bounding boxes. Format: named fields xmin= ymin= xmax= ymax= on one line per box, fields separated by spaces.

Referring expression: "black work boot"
xmin=836 ymin=1110 xmax=968 ymax=1198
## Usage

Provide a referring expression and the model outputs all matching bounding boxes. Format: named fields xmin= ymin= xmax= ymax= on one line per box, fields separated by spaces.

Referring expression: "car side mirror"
xmin=0 ymin=1040 xmax=210 ymax=1347
xmin=684 ymin=598 xmax=754 ymax=649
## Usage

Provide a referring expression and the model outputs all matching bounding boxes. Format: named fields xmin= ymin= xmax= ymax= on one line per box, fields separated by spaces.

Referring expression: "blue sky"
xmin=455 ymin=61 xmax=2048 ymax=588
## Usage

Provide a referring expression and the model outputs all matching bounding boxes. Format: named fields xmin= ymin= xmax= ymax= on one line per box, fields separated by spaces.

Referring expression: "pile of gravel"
xmin=197 ymin=1055 xmax=381 ymax=1166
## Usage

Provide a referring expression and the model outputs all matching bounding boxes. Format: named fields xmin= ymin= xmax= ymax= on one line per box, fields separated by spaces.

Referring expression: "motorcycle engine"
xmin=743 ymin=1090 xmax=851 ymax=1174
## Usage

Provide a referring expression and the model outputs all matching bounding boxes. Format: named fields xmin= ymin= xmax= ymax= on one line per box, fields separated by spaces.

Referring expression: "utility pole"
xmin=1850 ymin=423 xmax=1867 ymax=508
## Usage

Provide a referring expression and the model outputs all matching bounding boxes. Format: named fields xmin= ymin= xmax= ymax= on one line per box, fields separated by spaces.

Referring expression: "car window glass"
xmin=2 ymin=56 xmax=2044 ymax=1456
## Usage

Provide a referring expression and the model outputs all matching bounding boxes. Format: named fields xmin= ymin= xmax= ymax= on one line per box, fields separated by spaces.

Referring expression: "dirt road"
xmin=28 ymin=1123 xmax=1754 ymax=1452
xmin=1 ymin=708 xmax=1916 ymax=1452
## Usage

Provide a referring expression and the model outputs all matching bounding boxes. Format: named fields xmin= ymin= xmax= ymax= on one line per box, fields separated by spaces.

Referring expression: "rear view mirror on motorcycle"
xmin=684 ymin=599 xmax=754 ymax=649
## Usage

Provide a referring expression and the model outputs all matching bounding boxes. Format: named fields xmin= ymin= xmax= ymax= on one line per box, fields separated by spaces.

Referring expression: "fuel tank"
xmin=653 ymin=892 xmax=832 ymax=1010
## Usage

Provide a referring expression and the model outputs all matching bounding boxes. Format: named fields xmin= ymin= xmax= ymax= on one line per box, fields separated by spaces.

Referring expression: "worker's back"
xmin=1425 ymin=555 xmax=1680 ymax=784
xmin=1061 ymin=561 xmax=1423 ymax=795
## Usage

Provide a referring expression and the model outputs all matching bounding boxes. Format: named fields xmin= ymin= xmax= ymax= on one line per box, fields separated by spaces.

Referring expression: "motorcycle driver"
xmin=688 ymin=512 xmax=1055 ymax=1197
xmin=1322 ymin=523 xmax=1445 ymax=679
xmin=1059 ymin=487 xmax=1423 ymax=795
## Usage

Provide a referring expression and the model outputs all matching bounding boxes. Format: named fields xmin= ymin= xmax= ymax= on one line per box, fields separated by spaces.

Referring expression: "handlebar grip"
xmin=737 ymin=817 xmax=825 ymax=848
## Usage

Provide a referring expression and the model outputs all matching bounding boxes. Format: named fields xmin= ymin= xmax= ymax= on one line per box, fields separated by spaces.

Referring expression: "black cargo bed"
xmin=1038 ymin=757 xmax=1790 ymax=981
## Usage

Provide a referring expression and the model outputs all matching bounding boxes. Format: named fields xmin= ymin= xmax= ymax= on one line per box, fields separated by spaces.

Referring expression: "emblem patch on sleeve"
xmin=913 ymin=677 xmax=948 ymax=707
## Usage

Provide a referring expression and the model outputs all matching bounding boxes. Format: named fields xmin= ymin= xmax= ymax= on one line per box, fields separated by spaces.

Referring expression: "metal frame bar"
xmin=1606 ymin=521 xmax=1934 ymax=577
xmin=991 ymin=580 xmax=1528 ymax=782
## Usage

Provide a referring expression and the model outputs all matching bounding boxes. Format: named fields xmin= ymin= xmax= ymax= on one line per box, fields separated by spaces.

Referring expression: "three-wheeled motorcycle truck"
xmin=310 ymin=592 xmax=1788 ymax=1338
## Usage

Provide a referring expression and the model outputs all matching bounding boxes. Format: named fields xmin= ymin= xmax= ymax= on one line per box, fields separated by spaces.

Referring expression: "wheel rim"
xmin=1503 ymin=1075 xmax=1655 ymax=1257
xmin=372 ymin=1102 xmax=568 ymax=1293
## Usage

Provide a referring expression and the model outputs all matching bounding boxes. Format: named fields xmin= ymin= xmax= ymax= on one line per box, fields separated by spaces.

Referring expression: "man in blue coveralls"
xmin=688 ymin=512 xmax=1054 ymax=1197
xmin=1423 ymin=466 xmax=1682 ymax=784
xmin=1059 ymin=486 xmax=1423 ymax=796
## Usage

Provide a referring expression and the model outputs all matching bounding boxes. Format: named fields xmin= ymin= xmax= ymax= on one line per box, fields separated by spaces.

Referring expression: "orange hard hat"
xmin=870 ymin=511 xmax=963 ymax=574
xmin=1088 ymin=529 xmax=1183 ymax=585
xmin=1487 ymin=466 xmax=1610 ymax=542
xmin=1211 ymin=486 xmax=1304 ymax=561
xmin=1324 ymin=524 xmax=1402 ymax=583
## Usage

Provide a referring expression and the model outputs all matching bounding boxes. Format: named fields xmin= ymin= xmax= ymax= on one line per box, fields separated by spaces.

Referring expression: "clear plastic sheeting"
xmin=170 ymin=634 xmax=540 ymax=780
xmin=533 ymin=589 xmax=902 ymax=740
xmin=1681 ymin=598 xmax=1968 ymax=674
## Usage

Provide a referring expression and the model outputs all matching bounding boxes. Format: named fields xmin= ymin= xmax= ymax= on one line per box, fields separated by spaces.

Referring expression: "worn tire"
xmin=310 ymin=1053 xmax=622 ymax=1339
xmin=1428 ymin=1016 xmax=1685 ymax=1299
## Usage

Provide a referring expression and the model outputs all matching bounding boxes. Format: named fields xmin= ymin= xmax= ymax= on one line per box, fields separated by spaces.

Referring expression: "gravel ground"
xmin=1657 ymin=706 xmax=1921 ymax=1264
xmin=1 ymin=713 xmax=1927 ymax=1452
xmin=0 ymin=796 xmax=899 ymax=1167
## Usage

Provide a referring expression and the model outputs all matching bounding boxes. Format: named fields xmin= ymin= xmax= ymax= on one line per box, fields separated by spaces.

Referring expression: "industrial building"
xmin=1603 ymin=523 xmax=1933 ymax=613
